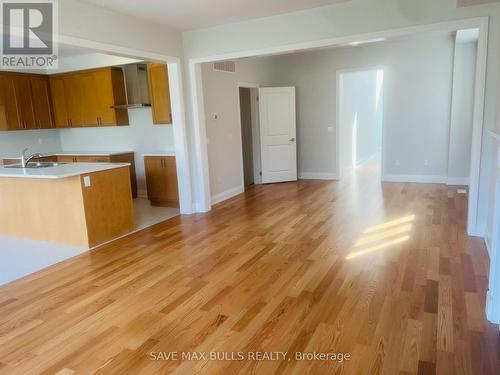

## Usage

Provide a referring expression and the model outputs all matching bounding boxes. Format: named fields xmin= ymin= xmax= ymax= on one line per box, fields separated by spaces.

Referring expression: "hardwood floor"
xmin=0 ymin=162 xmax=498 ymax=374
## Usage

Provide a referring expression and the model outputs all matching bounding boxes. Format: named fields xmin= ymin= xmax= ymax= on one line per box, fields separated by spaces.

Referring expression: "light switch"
xmin=83 ymin=176 xmax=91 ymax=187
xmin=327 ymin=126 xmax=334 ymax=133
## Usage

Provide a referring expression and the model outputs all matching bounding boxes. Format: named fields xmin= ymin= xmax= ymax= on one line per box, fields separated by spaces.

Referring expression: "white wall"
xmin=339 ymin=69 xmax=383 ymax=171
xmin=0 ymin=130 xmax=61 ymax=160
xmin=59 ymin=108 xmax=175 ymax=197
xmin=269 ymin=35 xmax=454 ymax=179
xmin=201 ymin=58 xmax=274 ymax=201
xmin=448 ymin=41 xmax=477 ymax=183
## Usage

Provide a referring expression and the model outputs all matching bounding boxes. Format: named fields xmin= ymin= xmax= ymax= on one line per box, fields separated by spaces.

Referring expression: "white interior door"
xmin=259 ymin=87 xmax=297 ymax=183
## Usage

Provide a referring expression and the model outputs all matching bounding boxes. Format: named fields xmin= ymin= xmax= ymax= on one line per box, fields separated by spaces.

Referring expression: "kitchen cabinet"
xmin=49 ymin=67 xmax=129 ymax=128
xmin=144 ymin=156 xmax=179 ymax=207
xmin=12 ymin=76 xmax=37 ymax=130
xmin=30 ymin=76 xmax=54 ymax=129
xmin=147 ymin=63 xmax=172 ymax=125
xmin=93 ymin=68 xmax=129 ymax=126
xmin=0 ymin=74 xmax=21 ymax=131
xmin=49 ymin=77 xmax=69 ymax=128
xmin=0 ymin=72 xmax=53 ymax=131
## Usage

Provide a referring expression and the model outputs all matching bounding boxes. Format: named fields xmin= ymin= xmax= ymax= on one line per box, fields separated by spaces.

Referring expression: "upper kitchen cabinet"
xmin=0 ymin=74 xmax=21 ymax=131
xmin=0 ymin=72 xmax=54 ymax=131
xmin=92 ymin=68 xmax=129 ymax=126
xmin=147 ymin=63 xmax=172 ymax=125
xmin=49 ymin=67 xmax=129 ymax=128
xmin=30 ymin=76 xmax=55 ymax=129
xmin=12 ymin=76 xmax=37 ymax=130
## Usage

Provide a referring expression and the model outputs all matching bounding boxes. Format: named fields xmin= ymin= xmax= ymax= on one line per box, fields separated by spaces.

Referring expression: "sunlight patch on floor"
xmin=347 ymin=214 xmax=415 ymax=260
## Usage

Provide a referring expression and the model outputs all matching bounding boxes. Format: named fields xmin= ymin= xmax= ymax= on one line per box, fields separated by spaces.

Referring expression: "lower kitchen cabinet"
xmin=144 ymin=156 xmax=179 ymax=207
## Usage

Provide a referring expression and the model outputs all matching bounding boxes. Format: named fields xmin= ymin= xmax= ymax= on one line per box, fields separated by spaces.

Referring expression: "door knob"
xmin=290 ymin=138 xmax=296 ymax=142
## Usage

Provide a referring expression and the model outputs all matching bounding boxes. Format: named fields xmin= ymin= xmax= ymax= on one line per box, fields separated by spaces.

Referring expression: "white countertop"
xmin=142 ymin=152 xmax=176 ymax=157
xmin=0 ymin=163 xmax=130 ymax=179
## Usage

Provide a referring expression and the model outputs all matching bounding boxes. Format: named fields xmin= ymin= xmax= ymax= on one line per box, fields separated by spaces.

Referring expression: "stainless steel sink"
xmin=4 ymin=162 xmax=64 ymax=169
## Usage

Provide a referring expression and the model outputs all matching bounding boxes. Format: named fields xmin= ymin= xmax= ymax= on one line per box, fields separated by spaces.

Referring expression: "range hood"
xmin=114 ymin=63 xmax=151 ymax=109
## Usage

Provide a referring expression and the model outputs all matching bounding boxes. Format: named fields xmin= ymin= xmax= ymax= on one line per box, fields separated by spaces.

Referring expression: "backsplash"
xmin=0 ymin=129 xmax=61 ymax=159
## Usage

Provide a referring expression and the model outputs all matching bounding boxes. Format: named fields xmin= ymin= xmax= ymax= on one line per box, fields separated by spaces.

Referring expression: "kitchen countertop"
xmin=0 ymin=163 xmax=131 ymax=179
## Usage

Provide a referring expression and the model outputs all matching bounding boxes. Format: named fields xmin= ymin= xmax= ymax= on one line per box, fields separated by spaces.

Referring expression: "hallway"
xmin=0 ymin=164 xmax=497 ymax=374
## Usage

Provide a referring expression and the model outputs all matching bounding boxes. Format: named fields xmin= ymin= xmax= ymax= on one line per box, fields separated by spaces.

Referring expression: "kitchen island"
xmin=0 ymin=163 xmax=134 ymax=248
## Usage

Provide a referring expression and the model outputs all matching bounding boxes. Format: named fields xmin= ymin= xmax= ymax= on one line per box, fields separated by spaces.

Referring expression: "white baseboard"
xmin=137 ymin=189 xmax=148 ymax=199
xmin=381 ymin=174 xmax=447 ymax=184
xmin=446 ymin=177 xmax=470 ymax=186
xmin=211 ymin=185 xmax=244 ymax=205
xmin=299 ymin=172 xmax=338 ymax=180
xmin=381 ymin=174 xmax=470 ymax=186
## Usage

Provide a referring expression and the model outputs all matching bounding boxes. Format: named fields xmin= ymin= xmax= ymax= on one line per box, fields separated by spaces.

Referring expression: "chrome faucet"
xmin=21 ymin=148 xmax=44 ymax=168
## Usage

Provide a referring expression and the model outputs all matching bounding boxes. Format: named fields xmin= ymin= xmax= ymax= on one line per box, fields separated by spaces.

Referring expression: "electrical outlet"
xmin=83 ymin=176 xmax=91 ymax=187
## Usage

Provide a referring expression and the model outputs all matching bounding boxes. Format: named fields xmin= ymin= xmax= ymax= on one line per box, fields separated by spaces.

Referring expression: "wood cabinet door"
xmin=145 ymin=156 xmax=179 ymax=206
xmin=0 ymin=74 xmax=21 ymax=130
xmin=49 ymin=77 xmax=69 ymax=128
xmin=64 ymin=75 xmax=85 ymax=127
xmin=147 ymin=63 xmax=172 ymax=125
xmin=12 ymin=76 xmax=36 ymax=130
xmin=92 ymin=69 xmax=116 ymax=126
xmin=30 ymin=76 xmax=54 ymax=129
xmin=80 ymin=73 xmax=99 ymax=127
xmin=145 ymin=157 xmax=165 ymax=202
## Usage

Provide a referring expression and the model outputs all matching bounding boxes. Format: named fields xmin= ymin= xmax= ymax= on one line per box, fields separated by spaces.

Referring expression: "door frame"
xmin=189 ymin=17 xmax=488 ymax=237
xmin=236 ymin=82 xmax=261 ymax=190
xmin=336 ymin=66 xmax=386 ymax=180
xmin=486 ymin=179 xmax=500 ymax=323
xmin=55 ymin=34 xmax=193 ymax=214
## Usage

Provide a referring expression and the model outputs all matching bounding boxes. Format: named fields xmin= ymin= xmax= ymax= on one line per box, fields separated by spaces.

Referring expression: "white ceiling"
xmin=82 ymin=0 xmax=349 ymax=31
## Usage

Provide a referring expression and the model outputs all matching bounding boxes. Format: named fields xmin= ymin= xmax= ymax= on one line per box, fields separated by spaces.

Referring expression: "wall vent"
xmin=213 ymin=61 xmax=236 ymax=73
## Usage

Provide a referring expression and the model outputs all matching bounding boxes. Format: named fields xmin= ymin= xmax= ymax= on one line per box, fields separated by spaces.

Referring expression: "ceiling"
xmin=82 ymin=0 xmax=349 ymax=31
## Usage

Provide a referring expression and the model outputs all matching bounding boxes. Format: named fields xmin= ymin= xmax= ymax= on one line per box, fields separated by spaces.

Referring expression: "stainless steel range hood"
xmin=113 ymin=63 xmax=151 ymax=109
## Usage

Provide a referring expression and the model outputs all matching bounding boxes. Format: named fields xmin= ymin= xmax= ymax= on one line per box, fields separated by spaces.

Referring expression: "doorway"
xmin=337 ymin=68 xmax=385 ymax=179
xmin=238 ymin=85 xmax=261 ymax=188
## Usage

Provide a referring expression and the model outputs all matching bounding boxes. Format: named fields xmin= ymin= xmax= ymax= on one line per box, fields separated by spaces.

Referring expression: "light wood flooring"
xmin=0 ymin=162 xmax=498 ymax=374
